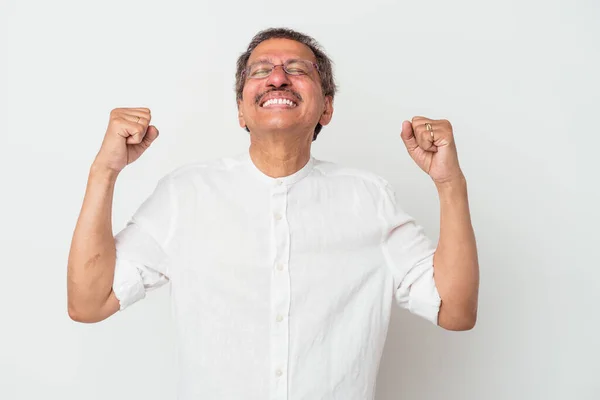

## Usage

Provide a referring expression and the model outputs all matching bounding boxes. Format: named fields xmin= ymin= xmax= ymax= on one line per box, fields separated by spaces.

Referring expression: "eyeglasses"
xmin=243 ymin=59 xmax=319 ymax=79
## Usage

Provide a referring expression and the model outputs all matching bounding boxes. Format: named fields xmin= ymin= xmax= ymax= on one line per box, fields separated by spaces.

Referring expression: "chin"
xmin=259 ymin=118 xmax=299 ymax=132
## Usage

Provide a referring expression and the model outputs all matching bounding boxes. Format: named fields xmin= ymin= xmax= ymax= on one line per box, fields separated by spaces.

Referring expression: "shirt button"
xmin=276 ymin=262 xmax=284 ymax=271
xmin=276 ymin=314 xmax=283 ymax=322
xmin=274 ymin=212 xmax=282 ymax=221
xmin=276 ymin=180 xmax=283 ymax=186
xmin=275 ymin=368 xmax=283 ymax=377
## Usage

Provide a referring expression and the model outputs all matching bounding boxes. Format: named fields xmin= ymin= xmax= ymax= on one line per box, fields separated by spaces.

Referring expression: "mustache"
xmin=255 ymin=89 xmax=303 ymax=104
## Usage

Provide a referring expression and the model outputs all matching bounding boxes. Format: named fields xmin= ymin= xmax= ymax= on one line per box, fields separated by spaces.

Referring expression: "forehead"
xmin=248 ymin=38 xmax=317 ymax=64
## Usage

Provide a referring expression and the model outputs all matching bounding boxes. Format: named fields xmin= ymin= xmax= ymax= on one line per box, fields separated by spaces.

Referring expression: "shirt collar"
xmin=243 ymin=148 xmax=316 ymax=187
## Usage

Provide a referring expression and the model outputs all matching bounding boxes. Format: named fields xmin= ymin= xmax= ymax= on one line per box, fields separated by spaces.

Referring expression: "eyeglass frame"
xmin=241 ymin=59 xmax=320 ymax=80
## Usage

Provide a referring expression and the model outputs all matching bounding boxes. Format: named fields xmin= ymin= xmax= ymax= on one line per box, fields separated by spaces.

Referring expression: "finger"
xmin=125 ymin=124 xmax=148 ymax=144
xmin=412 ymin=117 xmax=451 ymax=132
xmin=122 ymin=113 xmax=149 ymax=126
xmin=116 ymin=108 xmax=151 ymax=123
xmin=411 ymin=116 xmax=436 ymax=128
xmin=118 ymin=113 xmax=150 ymax=144
xmin=411 ymin=116 xmax=434 ymax=140
xmin=111 ymin=119 xmax=147 ymax=144
xmin=411 ymin=116 xmax=435 ymax=128
xmin=400 ymin=120 xmax=418 ymax=150
xmin=116 ymin=107 xmax=151 ymax=115
xmin=413 ymin=121 xmax=437 ymax=152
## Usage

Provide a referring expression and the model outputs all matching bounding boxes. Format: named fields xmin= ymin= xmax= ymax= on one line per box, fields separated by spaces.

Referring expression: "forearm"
xmin=67 ymin=163 xmax=120 ymax=319
xmin=432 ymin=175 xmax=479 ymax=330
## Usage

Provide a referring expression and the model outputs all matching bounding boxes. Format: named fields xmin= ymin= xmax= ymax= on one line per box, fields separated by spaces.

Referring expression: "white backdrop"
xmin=0 ymin=0 xmax=597 ymax=399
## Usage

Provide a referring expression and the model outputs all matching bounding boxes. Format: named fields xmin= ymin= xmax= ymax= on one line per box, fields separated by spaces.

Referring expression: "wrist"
xmin=89 ymin=162 xmax=120 ymax=183
xmin=434 ymin=174 xmax=467 ymax=195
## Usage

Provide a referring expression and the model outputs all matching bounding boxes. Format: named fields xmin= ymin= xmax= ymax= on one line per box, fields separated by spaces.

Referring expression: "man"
xmin=67 ymin=28 xmax=479 ymax=399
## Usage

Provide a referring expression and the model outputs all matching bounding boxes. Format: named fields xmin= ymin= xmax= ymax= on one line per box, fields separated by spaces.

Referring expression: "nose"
xmin=265 ymin=65 xmax=291 ymax=88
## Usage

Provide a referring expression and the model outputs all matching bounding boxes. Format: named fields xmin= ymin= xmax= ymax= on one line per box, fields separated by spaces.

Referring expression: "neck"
xmin=248 ymin=130 xmax=312 ymax=178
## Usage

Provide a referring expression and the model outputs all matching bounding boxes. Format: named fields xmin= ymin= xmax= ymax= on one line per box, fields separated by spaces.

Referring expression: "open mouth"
xmin=260 ymin=98 xmax=298 ymax=108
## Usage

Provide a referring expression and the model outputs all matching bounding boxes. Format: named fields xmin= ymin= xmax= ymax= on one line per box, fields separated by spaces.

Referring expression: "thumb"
xmin=141 ymin=125 xmax=160 ymax=146
xmin=400 ymin=120 xmax=416 ymax=148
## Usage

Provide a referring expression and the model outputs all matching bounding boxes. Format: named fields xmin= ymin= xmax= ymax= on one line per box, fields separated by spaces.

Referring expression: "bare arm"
xmin=433 ymin=176 xmax=480 ymax=331
xmin=67 ymin=164 xmax=121 ymax=323
xmin=398 ymin=117 xmax=480 ymax=331
xmin=67 ymin=107 xmax=159 ymax=323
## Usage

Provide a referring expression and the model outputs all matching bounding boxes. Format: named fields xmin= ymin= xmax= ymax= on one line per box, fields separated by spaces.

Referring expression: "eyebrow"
xmin=248 ymin=57 xmax=302 ymax=66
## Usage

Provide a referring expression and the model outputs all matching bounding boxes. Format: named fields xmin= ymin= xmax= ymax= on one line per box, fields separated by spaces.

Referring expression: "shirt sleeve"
xmin=379 ymin=181 xmax=441 ymax=325
xmin=112 ymin=174 xmax=176 ymax=311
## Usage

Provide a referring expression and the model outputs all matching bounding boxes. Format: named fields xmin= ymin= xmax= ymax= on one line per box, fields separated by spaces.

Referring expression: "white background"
xmin=0 ymin=0 xmax=597 ymax=399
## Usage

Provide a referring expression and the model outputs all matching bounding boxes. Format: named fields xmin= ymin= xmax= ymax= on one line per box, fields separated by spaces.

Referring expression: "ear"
xmin=237 ymin=99 xmax=247 ymax=129
xmin=319 ymin=96 xmax=334 ymax=127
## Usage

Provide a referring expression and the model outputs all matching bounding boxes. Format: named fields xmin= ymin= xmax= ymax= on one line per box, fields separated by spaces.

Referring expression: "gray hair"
xmin=235 ymin=27 xmax=337 ymax=141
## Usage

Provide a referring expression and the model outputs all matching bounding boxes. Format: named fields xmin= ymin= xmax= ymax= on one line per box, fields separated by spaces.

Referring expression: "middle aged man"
xmin=68 ymin=27 xmax=479 ymax=399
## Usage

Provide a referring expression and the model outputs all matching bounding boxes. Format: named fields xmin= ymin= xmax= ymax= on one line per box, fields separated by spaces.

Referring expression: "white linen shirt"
xmin=112 ymin=150 xmax=441 ymax=400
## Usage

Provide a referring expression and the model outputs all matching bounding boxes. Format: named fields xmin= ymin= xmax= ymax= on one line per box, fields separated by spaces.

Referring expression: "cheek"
xmin=306 ymin=94 xmax=325 ymax=115
xmin=300 ymin=81 xmax=324 ymax=106
xmin=242 ymin=90 xmax=253 ymax=106
xmin=241 ymin=93 xmax=259 ymax=118
xmin=242 ymin=83 xmax=259 ymax=104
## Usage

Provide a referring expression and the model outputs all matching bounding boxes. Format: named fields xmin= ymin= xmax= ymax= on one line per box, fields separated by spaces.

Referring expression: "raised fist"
xmin=94 ymin=107 xmax=159 ymax=173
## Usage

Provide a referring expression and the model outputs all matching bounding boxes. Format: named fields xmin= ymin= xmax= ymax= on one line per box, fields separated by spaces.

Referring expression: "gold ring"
xmin=425 ymin=122 xmax=433 ymax=138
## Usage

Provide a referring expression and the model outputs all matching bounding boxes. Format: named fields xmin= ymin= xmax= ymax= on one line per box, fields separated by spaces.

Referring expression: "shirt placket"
xmin=270 ymin=180 xmax=291 ymax=400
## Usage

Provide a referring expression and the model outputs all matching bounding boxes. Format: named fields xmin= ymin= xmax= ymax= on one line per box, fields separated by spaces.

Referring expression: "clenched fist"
xmin=93 ymin=108 xmax=159 ymax=174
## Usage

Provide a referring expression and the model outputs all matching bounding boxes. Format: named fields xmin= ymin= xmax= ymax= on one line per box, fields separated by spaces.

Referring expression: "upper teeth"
xmin=262 ymin=98 xmax=296 ymax=107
